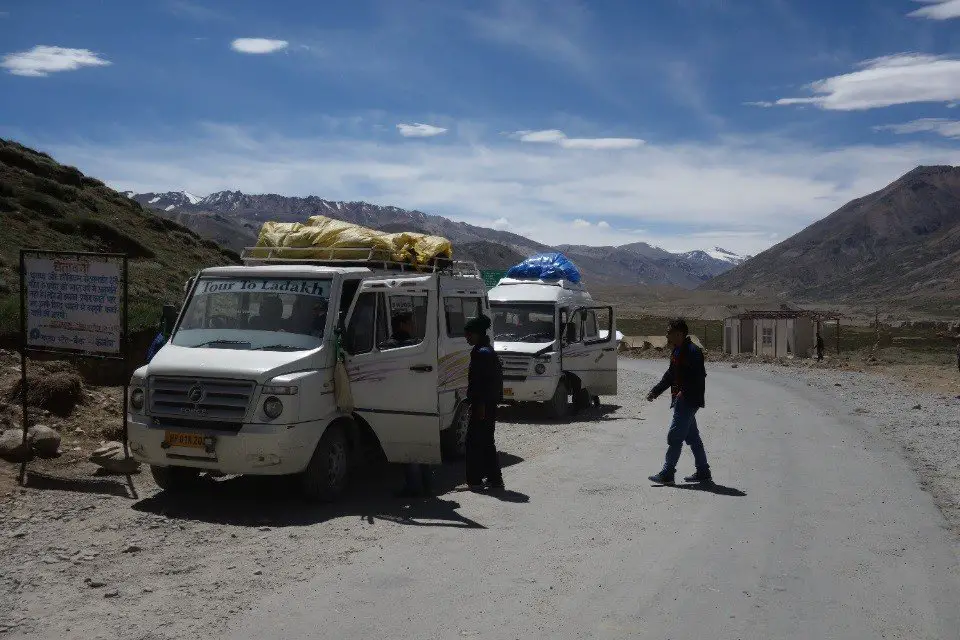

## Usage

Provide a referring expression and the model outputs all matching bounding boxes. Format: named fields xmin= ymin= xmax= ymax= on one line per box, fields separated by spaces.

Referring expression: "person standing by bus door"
xmin=464 ymin=315 xmax=505 ymax=492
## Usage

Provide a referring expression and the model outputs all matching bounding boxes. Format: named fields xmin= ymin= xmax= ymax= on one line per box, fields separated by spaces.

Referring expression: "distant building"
xmin=723 ymin=310 xmax=839 ymax=358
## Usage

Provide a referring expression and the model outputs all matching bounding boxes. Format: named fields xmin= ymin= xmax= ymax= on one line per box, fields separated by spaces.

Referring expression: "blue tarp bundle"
xmin=506 ymin=252 xmax=582 ymax=283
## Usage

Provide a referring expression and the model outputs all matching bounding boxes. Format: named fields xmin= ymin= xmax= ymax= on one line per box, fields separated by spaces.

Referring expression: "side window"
xmin=339 ymin=279 xmax=361 ymax=328
xmin=345 ymin=293 xmax=376 ymax=354
xmin=379 ymin=294 xmax=428 ymax=350
xmin=375 ymin=294 xmax=389 ymax=346
xmin=564 ymin=310 xmax=582 ymax=343
xmin=445 ymin=297 xmax=481 ymax=337
xmin=583 ymin=311 xmax=599 ymax=341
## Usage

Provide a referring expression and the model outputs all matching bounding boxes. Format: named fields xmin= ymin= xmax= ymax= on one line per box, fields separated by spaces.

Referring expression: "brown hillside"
xmin=0 ymin=139 xmax=238 ymax=341
xmin=704 ymin=165 xmax=960 ymax=314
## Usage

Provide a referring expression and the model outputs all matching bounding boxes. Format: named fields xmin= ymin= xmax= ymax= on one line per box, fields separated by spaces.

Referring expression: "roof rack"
xmin=494 ymin=276 xmax=586 ymax=290
xmin=240 ymin=246 xmax=481 ymax=279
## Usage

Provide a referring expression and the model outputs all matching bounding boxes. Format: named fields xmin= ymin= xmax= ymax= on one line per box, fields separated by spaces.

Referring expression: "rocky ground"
xmin=1 ymin=353 xmax=958 ymax=639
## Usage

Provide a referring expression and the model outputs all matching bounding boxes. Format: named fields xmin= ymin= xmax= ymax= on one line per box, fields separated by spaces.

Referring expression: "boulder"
xmin=28 ymin=424 xmax=61 ymax=458
xmin=89 ymin=441 xmax=140 ymax=474
xmin=0 ymin=428 xmax=31 ymax=462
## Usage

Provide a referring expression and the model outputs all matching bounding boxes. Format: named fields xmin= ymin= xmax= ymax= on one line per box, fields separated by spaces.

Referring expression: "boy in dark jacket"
xmin=646 ymin=318 xmax=712 ymax=485
xmin=464 ymin=314 xmax=504 ymax=491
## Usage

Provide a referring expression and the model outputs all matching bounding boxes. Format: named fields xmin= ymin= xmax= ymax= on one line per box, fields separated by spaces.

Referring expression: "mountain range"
xmin=705 ymin=165 xmax=960 ymax=312
xmin=125 ymin=190 xmax=748 ymax=288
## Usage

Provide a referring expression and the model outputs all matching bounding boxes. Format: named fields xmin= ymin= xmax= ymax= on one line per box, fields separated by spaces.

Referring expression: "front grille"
xmin=149 ymin=376 xmax=254 ymax=422
xmin=151 ymin=416 xmax=244 ymax=433
xmin=500 ymin=355 xmax=532 ymax=377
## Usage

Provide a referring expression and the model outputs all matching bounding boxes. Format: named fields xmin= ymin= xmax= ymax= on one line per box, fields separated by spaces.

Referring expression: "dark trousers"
xmin=662 ymin=399 xmax=709 ymax=475
xmin=465 ymin=407 xmax=502 ymax=486
xmin=402 ymin=464 xmax=433 ymax=493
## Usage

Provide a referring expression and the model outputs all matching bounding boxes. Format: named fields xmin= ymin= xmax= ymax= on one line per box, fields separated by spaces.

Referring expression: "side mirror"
xmin=565 ymin=323 xmax=578 ymax=343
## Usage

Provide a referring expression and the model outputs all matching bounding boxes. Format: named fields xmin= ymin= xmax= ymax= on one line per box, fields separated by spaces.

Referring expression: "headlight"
xmin=534 ymin=363 xmax=546 ymax=375
xmin=536 ymin=354 xmax=552 ymax=363
xmin=130 ymin=388 xmax=145 ymax=411
xmin=263 ymin=396 xmax=284 ymax=419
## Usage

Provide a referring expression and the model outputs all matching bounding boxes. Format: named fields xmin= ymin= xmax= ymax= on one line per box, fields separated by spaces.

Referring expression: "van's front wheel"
xmin=441 ymin=402 xmax=471 ymax=461
xmin=546 ymin=379 xmax=569 ymax=420
xmin=150 ymin=465 xmax=199 ymax=492
xmin=301 ymin=425 xmax=349 ymax=502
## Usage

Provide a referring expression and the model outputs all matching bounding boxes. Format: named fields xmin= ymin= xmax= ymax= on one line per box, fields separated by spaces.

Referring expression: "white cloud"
xmin=875 ymin=118 xmax=960 ymax=138
xmin=597 ymin=221 xmax=610 ymax=229
xmin=230 ymin=38 xmax=289 ymax=54
xmin=396 ymin=123 xmax=448 ymax=138
xmin=1 ymin=45 xmax=111 ymax=77
xmin=572 ymin=219 xmax=591 ymax=228
xmin=909 ymin=0 xmax=960 ymax=19
xmin=36 ymin=123 xmax=960 ymax=256
xmin=744 ymin=101 xmax=775 ymax=108
xmin=492 ymin=217 xmax=511 ymax=230
xmin=512 ymin=129 xmax=644 ymax=150
xmin=514 ymin=129 xmax=567 ymax=143
xmin=774 ymin=54 xmax=960 ymax=111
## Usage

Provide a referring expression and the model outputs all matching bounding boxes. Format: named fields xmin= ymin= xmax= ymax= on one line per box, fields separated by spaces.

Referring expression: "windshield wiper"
xmin=251 ymin=344 xmax=304 ymax=351
xmin=194 ymin=340 xmax=252 ymax=348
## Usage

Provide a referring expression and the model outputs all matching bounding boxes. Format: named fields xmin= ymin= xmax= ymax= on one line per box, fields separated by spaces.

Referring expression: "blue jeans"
xmin=662 ymin=399 xmax=709 ymax=475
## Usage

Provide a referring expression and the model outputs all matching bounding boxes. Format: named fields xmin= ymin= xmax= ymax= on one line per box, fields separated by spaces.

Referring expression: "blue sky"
xmin=3 ymin=0 xmax=960 ymax=254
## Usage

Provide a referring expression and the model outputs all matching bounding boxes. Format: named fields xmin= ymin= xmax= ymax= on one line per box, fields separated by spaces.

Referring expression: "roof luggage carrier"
xmin=240 ymin=246 xmax=482 ymax=279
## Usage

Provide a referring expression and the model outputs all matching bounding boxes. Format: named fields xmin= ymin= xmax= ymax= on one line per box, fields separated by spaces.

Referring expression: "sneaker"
xmin=648 ymin=471 xmax=675 ymax=484
xmin=683 ymin=470 xmax=713 ymax=484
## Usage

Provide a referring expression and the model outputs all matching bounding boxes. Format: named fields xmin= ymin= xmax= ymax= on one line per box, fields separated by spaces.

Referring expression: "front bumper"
xmin=127 ymin=415 xmax=326 ymax=475
xmin=502 ymin=375 xmax=558 ymax=402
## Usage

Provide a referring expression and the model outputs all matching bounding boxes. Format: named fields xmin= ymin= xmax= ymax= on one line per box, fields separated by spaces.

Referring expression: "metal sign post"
xmin=17 ymin=250 xmax=134 ymax=495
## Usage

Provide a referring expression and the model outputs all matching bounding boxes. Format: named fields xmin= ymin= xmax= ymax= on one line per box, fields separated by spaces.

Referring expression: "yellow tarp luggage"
xmin=250 ymin=216 xmax=453 ymax=267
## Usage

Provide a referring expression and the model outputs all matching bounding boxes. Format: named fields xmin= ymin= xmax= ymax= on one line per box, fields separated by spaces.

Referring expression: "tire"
xmin=546 ymin=379 xmax=569 ymax=420
xmin=150 ymin=465 xmax=199 ymax=492
xmin=441 ymin=402 xmax=471 ymax=462
xmin=300 ymin=424 xmax=350 ymax=502
xmin=572 ymin=387 xmax=591 ymax=414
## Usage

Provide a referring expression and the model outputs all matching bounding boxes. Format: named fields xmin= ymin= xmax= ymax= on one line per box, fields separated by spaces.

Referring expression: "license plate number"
xmin=164 ymin=431 xmax=205 ymax=448
xmin=503 ymin=388 xmax=513 ymax=397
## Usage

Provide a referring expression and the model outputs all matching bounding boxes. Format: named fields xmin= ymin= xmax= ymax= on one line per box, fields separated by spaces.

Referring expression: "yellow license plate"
xmin=164 ymin=431 xmax=205 ymax=448
xmin=503 ymin=388 xmax=513 ymax=397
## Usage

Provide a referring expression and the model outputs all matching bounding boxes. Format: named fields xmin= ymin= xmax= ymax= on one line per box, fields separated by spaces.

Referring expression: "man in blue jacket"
xmin=146 ymin=305 xmax=179 ymax=363
xmin=646 ymin=318 xmax=712 ymax=485
xmin=464 ymin=314 xmax=505 ymax=491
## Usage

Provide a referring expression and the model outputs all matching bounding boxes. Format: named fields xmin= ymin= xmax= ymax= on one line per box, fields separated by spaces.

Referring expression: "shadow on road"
xmin=653 ymin=481 xmax=747 ymax=497
xmin=498 ymin=403 xmax=622 ymax=425
xmin=20 ymin=470 xmax=136 ymax=498
xmin=131 ymin=451 xmax=526 ymax=529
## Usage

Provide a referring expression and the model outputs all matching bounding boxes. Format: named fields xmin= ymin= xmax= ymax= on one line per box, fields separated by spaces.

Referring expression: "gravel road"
xmin=2 ymin=360 xmax=959 ymax=639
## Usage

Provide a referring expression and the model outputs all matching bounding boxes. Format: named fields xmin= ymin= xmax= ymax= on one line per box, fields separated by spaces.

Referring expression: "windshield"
xmin=491 ymin=303 xmax=556 ymax=343
xmin=171 ymin=277 xmax=332 ymax=351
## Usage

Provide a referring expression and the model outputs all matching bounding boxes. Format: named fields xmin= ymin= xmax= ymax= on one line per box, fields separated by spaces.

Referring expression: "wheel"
xmin=572 ymin=387 xmax=591 ymax=414
xmin=150 ymin=465 xmax=200 ymax=492
xmin=300 ymin=424 xmax=350 ymax=502
xmin=441 ymin=402 xmax=471 ymax=462
xmin=546 ymin=379 xmax=569 ymax=420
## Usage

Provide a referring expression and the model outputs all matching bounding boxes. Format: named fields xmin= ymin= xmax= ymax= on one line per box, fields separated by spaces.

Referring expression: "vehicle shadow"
xmin=653 ymin=481 xmax=747 ymax=497
xmin=498 ymin=403 xmax=622 ymax=425
xmin=131 ymin=452 xmax=526 ymax=529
